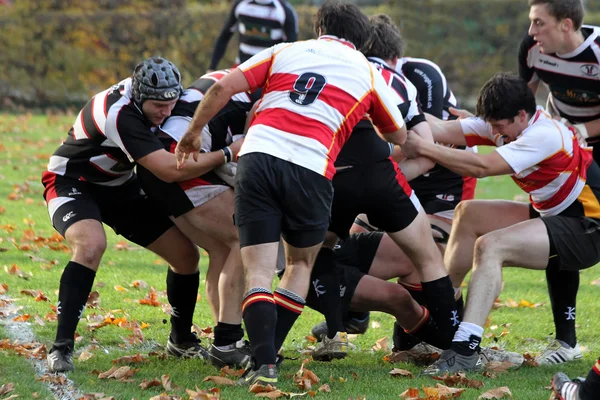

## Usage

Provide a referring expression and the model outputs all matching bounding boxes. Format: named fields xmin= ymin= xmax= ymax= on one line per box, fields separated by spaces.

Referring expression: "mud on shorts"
xmin=41 ymin=172 xmax=173 ymax=247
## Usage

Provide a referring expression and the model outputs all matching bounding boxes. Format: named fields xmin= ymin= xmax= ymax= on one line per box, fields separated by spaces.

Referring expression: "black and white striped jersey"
xmin=398 ymin=57 xmax=477 ymax=200
xmin=160 ymin=70 xmax=261 ymax=151
xmin=335 ymin=57 xmax=424 ymax=167
xmin=209 ymin=0 xmax=298 ymax=69
xmin=47 ymin=78 xmax=165 ymax=186
xmin=519 ymin=26 xmax=600 ymax=124
xmin=399 ymin=57 xmax=457 ymax=120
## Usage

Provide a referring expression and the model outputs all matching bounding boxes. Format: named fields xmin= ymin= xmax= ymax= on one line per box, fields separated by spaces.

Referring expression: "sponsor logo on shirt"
xmin=580 ymin=64 xmax=599 ymax=77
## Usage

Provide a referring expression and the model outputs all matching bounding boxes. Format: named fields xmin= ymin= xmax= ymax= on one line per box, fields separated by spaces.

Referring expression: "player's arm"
xmin=424 ymin=112 xmax=468 ymax=146
xmin=396 ymin=119 xmax=436 ymax=180
xmin=571 ymin=119 xmax=600 ymax=140
xmin=369 ymin=71 xmax=407 ymax=145
xmin=209 ymin=1 xmax=240 ymax=71
xmin=282 ymin=1 xmax=298 ymax=42
xmin=403 ymin=134 xmax=513 ymax=178
xmin=137 ymin=146 xmax=236 ymax=183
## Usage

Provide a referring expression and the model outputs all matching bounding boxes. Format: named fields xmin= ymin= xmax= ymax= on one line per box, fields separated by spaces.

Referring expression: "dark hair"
xmin=476 ymin=73 xmax=537 ymax=121
xmin=362 ymin=14 xmax=405 ymax=60
xmin=314 ymin=0 xmax=370 ymax=50
xmin=529 ymin=0 xmax=585 ymax=30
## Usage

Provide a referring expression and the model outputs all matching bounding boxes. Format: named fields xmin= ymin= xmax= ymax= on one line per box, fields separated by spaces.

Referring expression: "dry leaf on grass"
xmin=161 ymin=374 xmax=173 ymax=391
xmin=78 ymin=350 xmax=94 ymax=362
xmin=249 ymin=383 xmax=278 ymax=394
xmin=0 ymin=383 xmax=15 ymax=395
xmin=523 ymin=353 xmax=539 ymax=367
xmin=139 ymin=379 xmax=162 ymax=390
xmin=399 ymin=388 xmax=420 ymax=400
xmin=372 ymin=336 xmax=389 ymax=351
xmin=220 ymin=366 xmax=245 ymax=377
xmin=477 ymin=386 xmax=512 ymax=399
xmin=87 ymin=291 xmax=101 ymax=308
xmin=0 ymin=283 xmax=8 ymax=294
xmin=389 ymin=368 xmax=414 ymax=378
xmin=255 ymin=390 xmax=287 ymax=399
xmin=318 ymin=384 xmax=330 ymax=393
xmin=202 ymin=376 xmax=236 ymax=386
xmin=130 ymin=280 xmax=148 ymax=289
xmin=484 ymin=362 xmax=514 ymax=373
xmin=112 ymin=354 xmax=148 ymax=364
xmin=186 ymin=387 xmax=221 ymax=400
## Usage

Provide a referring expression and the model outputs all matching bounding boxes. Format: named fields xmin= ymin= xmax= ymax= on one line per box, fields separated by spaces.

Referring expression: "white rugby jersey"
xmin=519 ymin=26 xmax=600 ymax=124
xmin=459 ymin=108 xmax=593 ymax=216
xmin=237 ymin=35 xmax=405 ymax=180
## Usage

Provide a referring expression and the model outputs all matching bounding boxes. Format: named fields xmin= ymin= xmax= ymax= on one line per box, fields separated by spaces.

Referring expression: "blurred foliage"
xmin=1 ymin=0 xmax=600 ymax=108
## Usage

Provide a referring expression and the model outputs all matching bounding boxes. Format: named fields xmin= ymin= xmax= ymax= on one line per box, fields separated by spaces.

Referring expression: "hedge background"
xmin=1 ymin=0 xmax=600 ymax=109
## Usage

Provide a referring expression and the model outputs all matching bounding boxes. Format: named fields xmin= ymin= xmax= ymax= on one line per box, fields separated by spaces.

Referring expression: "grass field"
xmin=1 ymin=113 xmax=600 ymax=400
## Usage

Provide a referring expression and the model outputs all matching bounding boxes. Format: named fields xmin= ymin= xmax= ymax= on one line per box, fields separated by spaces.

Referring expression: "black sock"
xmin=346 ymin=311 xmax=369 ymax=321
xmin=546 ymin=266 xmax=579 ymax=348
xmin=273 ymin=287 xmax=305 ymax=351
xmin=213 ymin=322 xmax=244 ymax=347
xmin=166 ymin=269 xmax=199 ymax=343
xmin=450 ymin=334 xmax=481 ymax=357
xmin=581 ymin=359 xmax=600 ymax=400
xmin=242 ymin=288 xmax=277 ymax=367
xmin=406 ymin=308 xmax=447 ymax=350
xmin=311 ymin=248 xmax=344 ymax=339
xmin=393 ymin=282 xmax=426 ymax=351
xmin=54 ymin=261 xmax=96 ymax=348
xmin=422 ymin=276 xmax=460 ymax=346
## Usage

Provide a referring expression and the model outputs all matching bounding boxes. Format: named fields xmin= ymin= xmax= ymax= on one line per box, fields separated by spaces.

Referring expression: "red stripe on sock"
xmin=274 ymin=292 xmax=304 ymax=314
xmin=406 ymin=306 xmax=430 ymax=334
xmin=399 ymin=282 xmax=423 ymax=291
xmin=593 ymin=360 xmax=600 ymax=375
xmin=241 ymin=293 xmax=274 ymax=312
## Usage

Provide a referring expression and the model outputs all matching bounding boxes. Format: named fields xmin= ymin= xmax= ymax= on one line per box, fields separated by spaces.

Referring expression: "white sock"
xmin=452 ymin=322 xmax=484 ymax=343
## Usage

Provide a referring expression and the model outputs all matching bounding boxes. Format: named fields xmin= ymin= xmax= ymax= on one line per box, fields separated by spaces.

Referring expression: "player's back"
xmin=241 ymin=36 xmax=393 ymax=179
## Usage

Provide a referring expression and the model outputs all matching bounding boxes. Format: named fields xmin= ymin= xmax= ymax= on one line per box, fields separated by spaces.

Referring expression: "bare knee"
xmin=473 ymin=233 xmax=504 ymax=268
xmin=67 ymin=226 xmax=107 ymax=269
xmin=453 ymin=200 xmax=478 ymax=229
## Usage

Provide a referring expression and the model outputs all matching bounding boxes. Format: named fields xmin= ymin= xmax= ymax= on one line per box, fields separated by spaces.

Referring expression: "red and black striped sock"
xmin=242 ymin=288 xmax=277 ymax=366
xmin=273 ymin=287 xmax=305 ymax=351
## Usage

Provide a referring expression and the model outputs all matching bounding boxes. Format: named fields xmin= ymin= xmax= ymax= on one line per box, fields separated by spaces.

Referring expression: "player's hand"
xmin=401 ymin=133 xmax=424 ymax=159
xmin=449 ymin=107 xmax=474 ymax=119
xmin=175 ymin=131 xmax=202 ymax=169
xmin=555 ymin=117 xmax=588 ymax=147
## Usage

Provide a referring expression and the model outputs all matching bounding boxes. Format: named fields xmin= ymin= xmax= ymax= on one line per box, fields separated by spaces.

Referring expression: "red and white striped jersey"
xmin=237 ymin=35 xmax=405 ymax=179
xmin=459 ymin=108 xmax=593 ymax=216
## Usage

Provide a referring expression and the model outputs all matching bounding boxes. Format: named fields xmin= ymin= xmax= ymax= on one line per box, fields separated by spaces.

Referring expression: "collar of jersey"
xmin=317 ymin=35 xmax=356 ymax=50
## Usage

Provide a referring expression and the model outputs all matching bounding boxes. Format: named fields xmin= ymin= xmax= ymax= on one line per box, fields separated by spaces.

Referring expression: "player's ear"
xmin=560 ymin=18 xmax=573 ymax=32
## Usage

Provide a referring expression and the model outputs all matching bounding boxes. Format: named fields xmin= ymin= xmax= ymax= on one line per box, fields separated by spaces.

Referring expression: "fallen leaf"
xmin=0 ymin=283 xmax=8 ymax=294
xmin=435 ymin=383 xmax=466 ymax=397
xmin=249 ymin=383 xmax=278 ymax=394
xmin=591 ymin=278 xmax=600 ymax=286
xmin=318 ymin=384 xmax=330 ymax=393
xmin=114 ymin=285 xmax=127 ymax=292
xmin=485 ymin=362 xmax=514 ymax=373
xmin=0 ymin=382 xmax=15 ymax=395
xmin=220 ymin=366 xmax=245 ymax=377
xmin=255 ymin=390 xmax=287 ymax=398
xmin=202 ymin=376 xmax=236 ymax=386
xmin=523 ymin=353 xmax=539 ymax=368
xmin=161 ymin=374 xmax=173 ymax=391
xmin=78 ymin=350 xmax=94 ymax=362
xmin=389 ymin=368 xmax=414 ymax=378
xmin=112 ymin=354 xmax=148 ymax=364
xmin=130 ymin=280 xmax=148 ymax=289
xmin=305 ymin=335 xmax=317 ymax=343
xmin=87 ymin=291 xmax=101 ymax=308
xmin=478 ymin=386 xmax=512 ymax=399
xmin=399 ymin=388 xmax=420 ymax=399
xmin=372 ymin=336 xmax=389 ymax=351
xmin=139 ymin=379 xmax=162 ymax=390
xmin=371 ymin=321 xmax=381 ymax=329
xmin=139 ymin=287 xmax=160 ymax=307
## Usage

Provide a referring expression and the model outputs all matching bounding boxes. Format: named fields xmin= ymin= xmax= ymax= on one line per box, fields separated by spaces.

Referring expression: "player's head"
xmin=476 ymin=73 xmax=537 ymax=142
xmin=362 ymin=14 xmax=405 ymax=62
xmin=314 ymin=0 xmax=370 ymax=50
xmin=132 ymin=56 xmax=182 ymax=125
xmin=528 ymin=0 xmax=584 ymax=53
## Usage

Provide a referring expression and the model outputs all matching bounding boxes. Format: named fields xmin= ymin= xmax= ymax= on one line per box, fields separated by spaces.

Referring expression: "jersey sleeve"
xmin=282 ymin=1 xmax=298 ymax=42
xmin=495 ymin=124 xmax=560 ymax=175
xmin=369 ymin=68 xmax=405 ymax=134
xmin=459 ymin=117 xmax=498 ymax=147
xmin=106 ymin=106 xmax=164 ymax=162
xmin=518 ymin=35 xmax=538 ymax=85
xmin=238 ymin=44 xmax=284 ymax=91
